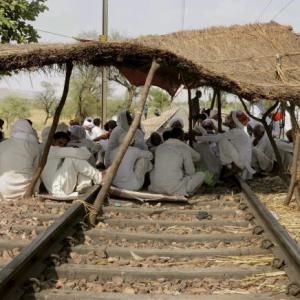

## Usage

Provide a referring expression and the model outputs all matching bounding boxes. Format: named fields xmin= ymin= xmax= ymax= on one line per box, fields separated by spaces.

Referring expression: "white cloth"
xmin=276 ymin=140 xmax=293 ymax=172
xmin=41 ymin=146 xmax=101 ymax=196
xmin=0 ymin=137 xmax=41 ymax=201
xmin=252 ymin=133 xmax=275 ymax=173
xmin=196 ymin=127 xmax=255 ymax=178
xmin=149 ymin=139 xmax=204 ymax=196
xmin=104 ymin=110 xmax=147 ymax=166
xmin=11 ymin=119 xmax=38 ymax=143
xmin=111 ymin=146 xmax=153 ymax=190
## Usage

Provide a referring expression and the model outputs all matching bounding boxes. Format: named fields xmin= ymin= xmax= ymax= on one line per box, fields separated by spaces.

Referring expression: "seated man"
xmin=196 ymin=110 xmax=255 ymax=179
xmin=149 ymin=127 xmax=211 ymax=196
xmin=0 ymin=119 xmax=41 ymax=200
xmin=111 ymin=133 xmax=153 ymax=191
xmin=251 ymin=124 xmax=275 ymax=174
xmin=41 ymin=132 xmax=102 ymax=196
xmin=147 ymin=132 xmax=163 ymax=154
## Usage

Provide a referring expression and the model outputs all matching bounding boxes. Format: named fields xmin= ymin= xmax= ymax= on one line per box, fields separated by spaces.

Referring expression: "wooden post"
xmin=239 ymin=97 xmax=288 ymax=185
xmin=210 ymin=88 xmax=217 ymax=110
xmin=24 ymin=62 xmax=73 ymax=198
xmin=285 ymin=132 xmax=300 ymax=206
xmin=216 ymin=89 xmax=222 ymax=133
xmin=89 ymin=60 xmax=160 ymax=225
xmin=187 ymin=88 xmax=193 ymax=147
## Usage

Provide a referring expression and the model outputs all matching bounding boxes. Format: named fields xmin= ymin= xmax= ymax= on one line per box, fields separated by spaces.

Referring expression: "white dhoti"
xmin=193 ymin=142 xmax=222 ymax=175
xmin=252 ymin=147 xmax=273 ymax=172
xmin=51 ymin=158 xmax=101 ymax=196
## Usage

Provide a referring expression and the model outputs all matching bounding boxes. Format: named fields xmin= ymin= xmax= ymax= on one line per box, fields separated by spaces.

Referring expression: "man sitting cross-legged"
xmin=41 ymin=132 xmax=102 ymax=196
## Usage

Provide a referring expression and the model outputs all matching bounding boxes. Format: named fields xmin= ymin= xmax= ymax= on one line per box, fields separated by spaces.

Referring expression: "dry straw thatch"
xmin=1 ymin=22 xmax=300 ymax=102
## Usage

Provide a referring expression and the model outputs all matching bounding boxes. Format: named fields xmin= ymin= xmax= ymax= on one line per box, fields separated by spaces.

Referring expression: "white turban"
xmin=83 ymin=117 xmax=94 ymax=129
xmin=11 ymin=119 xmax=38 ymax=144
xmin=169 ymin=117 xmax=184 ymax=129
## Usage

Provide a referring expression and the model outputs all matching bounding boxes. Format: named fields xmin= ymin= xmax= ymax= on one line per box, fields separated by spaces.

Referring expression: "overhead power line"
xmin=270 ymin=0 xmax=295 ymax=21
xmin=255 ymin=0 xmax=273 ymax=22
xmin=36 ymin=28 xmax=97 ymax=42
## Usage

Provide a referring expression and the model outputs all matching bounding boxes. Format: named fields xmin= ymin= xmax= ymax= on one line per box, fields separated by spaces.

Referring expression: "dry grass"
xmin=0 ymin=22 xmax=300 ymax=102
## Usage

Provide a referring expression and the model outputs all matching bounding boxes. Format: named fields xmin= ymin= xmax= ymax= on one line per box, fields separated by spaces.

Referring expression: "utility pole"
xmin=101 ymin=0 xmax=108 ymax=126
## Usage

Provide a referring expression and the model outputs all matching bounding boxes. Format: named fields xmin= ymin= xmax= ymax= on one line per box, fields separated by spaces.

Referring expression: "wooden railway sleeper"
xmin=287 ymin=282 xmax=300 ymax=296
xmin=253 ymin=225 xmax=264 ymax=235
xmin=271 ymin=257 xmax=285 ymax=269
xmin=261 ymin=239 xmax=274 ymax=249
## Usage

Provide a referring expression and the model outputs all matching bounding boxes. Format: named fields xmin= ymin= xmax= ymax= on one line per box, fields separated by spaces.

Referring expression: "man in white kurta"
xmin=0 ymin=120 xmax=41 ymax=200
xmin=196 ymin=110 xmax=255 ymax=179
xmin=111 ymin=134 xmax=153 ymax=191
xmin=105 ymin=110 xmax=147 ymax=167
xmin=41 ymin=132 xmax=102 ymax=196
xmin=149 ymin=128 xmax=205 ymax=196
xmin=251 ymin=124 xmax=275 ymax=173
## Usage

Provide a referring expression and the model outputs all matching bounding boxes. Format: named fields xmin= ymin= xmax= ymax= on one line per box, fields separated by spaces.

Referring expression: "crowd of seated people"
xmin=0 ymin=106 xmax=295 ymax=201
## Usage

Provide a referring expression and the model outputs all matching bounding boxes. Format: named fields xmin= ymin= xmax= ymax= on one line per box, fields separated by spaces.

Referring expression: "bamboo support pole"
xmin=210 ymin=88 xmax=217 ymax=110
xmin=187 ymin=88 xmax=193 ymax=147
xmin=285 ymin=132 xmax=300 ymax=206
xmin=216 ymin=89 xmax=222 ymax=133
xmin=24 ymin=62 xmax=73 ymax=198
xmin=89 ymin=60 xmax=160 ymax=225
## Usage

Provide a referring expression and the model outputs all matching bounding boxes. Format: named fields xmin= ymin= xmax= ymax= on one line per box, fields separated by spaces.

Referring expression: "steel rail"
xmin=0 ymin=185 xmax=100 ymax=300
xmin=238 ymin=177 xmax=300 ymax=294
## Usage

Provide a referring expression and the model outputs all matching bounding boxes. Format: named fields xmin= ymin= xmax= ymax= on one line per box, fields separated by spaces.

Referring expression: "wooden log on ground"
xmin=109 ymin=186 xmax=188 ymax=203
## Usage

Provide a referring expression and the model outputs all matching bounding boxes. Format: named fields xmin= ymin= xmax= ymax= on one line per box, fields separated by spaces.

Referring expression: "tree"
xmin=0 ymin=0 xmax=48 ymax=43
xmin=0 ymin=95 xmax=30 ymax=128
xmin=35 ymin=81 xmax=57 ymax=124
xmin=148 ymin=87 xmax=171 ymax=111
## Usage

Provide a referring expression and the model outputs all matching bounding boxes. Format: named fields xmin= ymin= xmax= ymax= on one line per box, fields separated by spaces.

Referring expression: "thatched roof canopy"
xmin=1 ymin=22 xmax=300 ymax=101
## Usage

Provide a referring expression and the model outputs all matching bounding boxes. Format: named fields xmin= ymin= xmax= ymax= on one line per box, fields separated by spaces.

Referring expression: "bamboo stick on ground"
xmin=89 ymin=60 xmax=160 ymax=225
xmin=24 ymin=62 xmax=73 ymax=199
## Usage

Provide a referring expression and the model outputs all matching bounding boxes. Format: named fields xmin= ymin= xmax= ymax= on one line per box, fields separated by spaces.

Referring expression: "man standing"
xmin=144 ymin=104 xmax=149 ymax=119
xmin=191 ymin=90 xmax=202 ymax=126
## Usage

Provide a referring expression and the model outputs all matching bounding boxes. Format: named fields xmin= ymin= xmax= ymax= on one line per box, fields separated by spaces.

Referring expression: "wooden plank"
xmin=86 ymin=230 xmax=254 ymax=242
xmin=54 ymin=264 xmax=272 ymax=280
xmin=103 ymin=206 xmax=238 ymax=217
xmin=73 ymin=245 xmax=268 ymax=258
xmin=24 ymin=291 xmax=293 ymax=300
xmin=103 ymin=218 xmax=249 ymax=228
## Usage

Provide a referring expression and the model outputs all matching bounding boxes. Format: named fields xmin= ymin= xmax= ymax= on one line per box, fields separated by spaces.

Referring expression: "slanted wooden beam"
xmin=239 ymin=97 xmax=288 ymax=185
xmin=216 ymin=89 xmax=222 ymax=133
xmin=89 ymin=60 xmax=160 ymax=225
xmin=24 ymin=62 xmax=73 ymax=198
xmin=210 ymin=88 xmax=217 ymax=110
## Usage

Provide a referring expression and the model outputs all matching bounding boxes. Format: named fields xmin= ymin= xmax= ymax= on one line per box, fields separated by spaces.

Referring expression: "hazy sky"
xmin=1 ymin=0 xmax=300 ymax=93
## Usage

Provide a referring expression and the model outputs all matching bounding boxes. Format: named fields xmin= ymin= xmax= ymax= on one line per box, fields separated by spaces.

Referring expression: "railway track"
xmin=0 ymin=108 xmax=299 ymax=299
